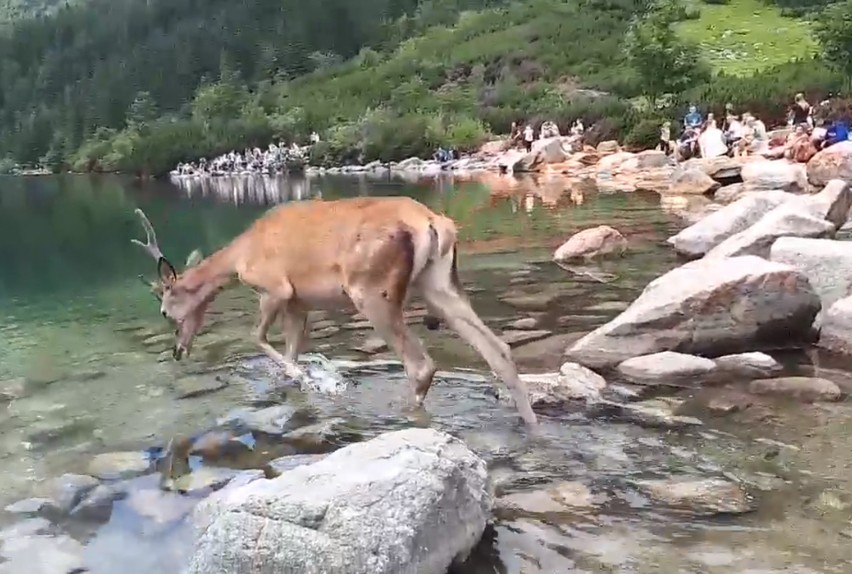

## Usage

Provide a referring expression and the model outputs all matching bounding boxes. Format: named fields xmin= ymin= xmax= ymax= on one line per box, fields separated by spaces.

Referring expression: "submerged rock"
xmin=565 ymin=257 xmax=820 ymax=369
xmin=667 ymin=190 xmax=793 ymax=258
xmin=496 ymin=481 xmax=603 ymax=516
xmin=508 ymin=362 xmax=607 ymax=408
xmin=46 ymin=473 xmax=100 ymax=514
xmin=71 ymin=484 xmax=123 ymax=522
xmin=0 ymin=532 xmax=86 ymax=574
xmin=635 ymin=477 xmax=755 ymax=516
xmin=218 ymin=405 xmax=300 ymax=435
xmin=819 ymin=296 xmax=852 ymax=355
xmin=500 ymin=329 xmax=552 ymax=347
xmin=592 ymin=398 xmax=702 ymax=430
xmin=188 ymin=428 xmax=490 ymax=574
xmin=748 ymin=377 xmax=843 ymax=403
xmin=87 ymin=451 xmax=151 ymax=480
xmin=713 ymin=352 xmax=782 ymax=378
xmin=770 ymin=237 xmax=852 ymax=326
xmin=616 ymin=352 xmax=717 ymax=387
xmin=553 ymin=225 xmax=627 ymax=261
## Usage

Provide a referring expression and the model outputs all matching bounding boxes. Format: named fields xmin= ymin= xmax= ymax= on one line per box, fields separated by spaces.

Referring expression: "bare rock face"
xmin=188 ymin=428 xmax=490 ymax=574
xmin=667 ymin=190 xmax=795 ymax=258
xmin=553 ymin=225 xmax=627 ymax=261
xmin=565 ymin=256 xmax=820 ymax=369
xmin=741 ymin=159 xmax=808 ymax=193
xmin=807 ymin=140 xmax=852 ymax=187
xmin=770 ymin=237 xmax=852 ymax=326
xmin=513 ymin=137 xmax=571 ymax=172
xmin=667 ymin=167 xmax=720 ymax=196
xmin=819 ymin=296 xmax=852 ymax=356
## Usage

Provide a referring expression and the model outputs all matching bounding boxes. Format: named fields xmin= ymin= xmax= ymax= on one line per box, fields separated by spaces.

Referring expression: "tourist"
xmin=822 ymin=117 xmax=850 ymax=149
xmin=788 ymin=93 xmax=812 ymax=128
xmin=523 ymin=124 xmax=534 ymax=152
xmin=698 ymin=119 xmax=727 ymax=159
xmin=676 ymin=126 xmax=699 ymax=161
xmin=683 ymin=105 xmax=703 ymax=130
xmin=723 ymin=114 xmax=744 ymax=154
xmin=658 ymin=121 xmax=673 ymax=156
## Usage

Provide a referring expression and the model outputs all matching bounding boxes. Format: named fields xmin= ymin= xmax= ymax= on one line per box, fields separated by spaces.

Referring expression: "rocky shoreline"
xmin=5 ymin=150 xmax=852 ymax=572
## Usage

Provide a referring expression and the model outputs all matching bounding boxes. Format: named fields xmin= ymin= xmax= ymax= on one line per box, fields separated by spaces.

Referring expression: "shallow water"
xmin=1 ymin=172 xmax=852 ymax=573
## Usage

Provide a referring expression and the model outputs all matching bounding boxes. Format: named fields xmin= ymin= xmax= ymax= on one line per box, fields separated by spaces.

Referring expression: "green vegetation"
xmin=676 ymin=0 xmax=818 ymax=75
xmin=0 ymin=0 xmax=850 ymax=175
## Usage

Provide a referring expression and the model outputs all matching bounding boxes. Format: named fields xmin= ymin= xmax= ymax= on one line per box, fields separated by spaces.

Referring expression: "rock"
xmin=681 ymin=156 xmax=749 ymax=181
xmin=800 ymin=179 xmax=852 ymax=228
xmin=634 ymin=149 xmax=669 ymax=170
xmin=595 ymin=150 xmax=635 ymax=173
xmin=635 ymin=477 xmax=755 ymax=516
xmin=565 ymin=256 xmax=820 ymax=368
xmin=770 ymin=237 xmax=852 ymax=325
xmin=496 ymin=481 xmax=602 ymax=515
xmin=268 ymin=454 xmax=328 ymax=477
xmin=807 ymin=140 xmax=852 ymax=187
xmin=174 ymin=374 xmax=229 ymax=399
xmin=819 ymin=296 xmax=852 ymax=355
xmin=748 ymin=377 xmax=843 ymax=402
xmin=616 ymin=352 xmax=717 ymax=387
xmin=0 ymin=518 xmax=51 ymax=540
xmin=713 ymin=352 xmax=782 ymax=378
xmin=513 ymin=137 xmax=570 ymax=172
xmin=596 ymin=140 xmax=620 ymax=155
xmin=283 ymin=418 xmax=350 ymax=450
xmin=741 ymin=159 xmax=808 ymax=193
xmin=168 ymin=467 xmax=248 ymax=495
xmin=505 ymin=317 xmax=539 ymax=330
xmin=500 ymin=329 xmax=552 ymax=347
xmin=667 ymin=190 xmax=794 ymax=258
xmin=46 ymin=473 xmax=99 ymax=513
xmin=87 ymin=451 xmax=151 ymax=480
xmin=713 ymin=183 xmax=750 ymax=204
xmin=0 ymin=533 xmax=86 ymax=574
xmin=218 ymin=405 xmax=300 ymax=435
xmin=704 ymin=209 xmax=835 ymax=260
xmin=188 ymin=428 xmax=490 ymax=574
xmin=4 ymin=498 xmax=55 ymax=515
xmin=592 ymin=398 xmax=702 ymax=429
xmin=505 ymin=362 xmax=606 ymax=408
xmin=70 ymin=484 xmax=122 ymax=522
xmin=553 ymin=225 xmax=627 ymax=261
xmin=667 ymin=167 xmax=720 ymax=195
xmin=353 ymin=336 xmax=388 ymax=354
xmin=127 ymin=488 xmax=196 ymax=524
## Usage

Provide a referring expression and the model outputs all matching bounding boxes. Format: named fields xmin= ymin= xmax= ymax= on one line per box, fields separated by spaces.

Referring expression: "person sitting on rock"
xmin=658 ymin=121 xmax=673 ymax=156
xmin=724 ymin=114 xmax=744 ymax=154
xmin=684 ymin=105 xmax=703 ymax=130
xmin=818 ymin=115 xmax=849 ymax=150
xmin=676 ymin=126 xmax=700 ymax=161
xmin=570 ymin=119 xmax=584 ymax=136
xmin=788 ymin=93 xmax=812 ymax=128
xmin=698 ymin=119 xmax=728 ymax=159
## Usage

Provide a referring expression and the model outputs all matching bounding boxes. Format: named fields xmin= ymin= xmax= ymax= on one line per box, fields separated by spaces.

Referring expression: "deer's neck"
xmin=181 ymin=243 xmax=240 ymax=301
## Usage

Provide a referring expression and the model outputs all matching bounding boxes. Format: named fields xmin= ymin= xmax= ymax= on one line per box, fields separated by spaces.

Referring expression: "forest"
xmin=0 ymin=0 xmax=850 ymax=176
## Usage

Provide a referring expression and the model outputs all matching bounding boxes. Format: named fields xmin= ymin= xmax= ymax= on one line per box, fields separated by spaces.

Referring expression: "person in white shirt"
xmin=523 ymin=125 xmax=534 ymax=152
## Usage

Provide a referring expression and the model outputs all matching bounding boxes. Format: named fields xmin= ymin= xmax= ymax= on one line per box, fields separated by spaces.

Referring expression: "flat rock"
xmin=496 ymin=481 xmax=603 ymax=515
xmin=87 ymin=451 xmax=151 ymax=480
xmin=174 ymin=375 xmax=229 ymax=399
xmin=667 ymin=167 xmax=720 ymax=195
xmin=504 ymin=317 xmax=540 ymax=330
xmin=591 ymin=398 xmax=702 ymax=430
xmin=188 ymin=428 xmax=490 ymax=574
xmin=819 ymin=296 xmax=852 ymax=355
xmin=741 ymin=159 xmax=807 ymax=193
xmin=713 ymin=352 xmax=782 ymax=378
xmin=565 ymin=257 xmax=820 ymax=369
xmin=218 ymin=405 xmax=300 ymax=435
xmin=0 ymin=533 xmax=86 ymax=574
xmin=4 ymin=498 xmax=55 ymax=515
xmin=500 ymin=329 xmax=552 ymax=347
xmin=168 ymin=467 xmax=248 ymax=495
xmin=283 ymin=418 xmax=350 ymax=450
xmin=268 ymin=454 xmax=328 ymax=477
xmin=635 ymin=477 xmax=755 ymax=516
xmin=667 ymin=190 xmax=794 ymax=258
xmin=770 ymin=237 xmax=852 ymax=326
xmin=71 ymin=484 xmax=122 ymax=522
xmin=506 ymin=362 xmax=606 ymax=408
xmin=553 ymin=225 xmax=627 ymax=261
xmin=617 ymin=352 xmax=717 ymax=387
xmin=748 ymin=377 xmax=843 ymax=402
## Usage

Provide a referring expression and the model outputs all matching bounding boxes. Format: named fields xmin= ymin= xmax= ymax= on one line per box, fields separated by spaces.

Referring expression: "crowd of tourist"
xmin=171 ymin=133 xmax=320 ymax=177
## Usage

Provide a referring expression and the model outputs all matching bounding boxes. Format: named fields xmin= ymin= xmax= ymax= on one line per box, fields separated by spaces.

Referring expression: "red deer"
xmin=131 ymin=197 xmax=537 ymax=426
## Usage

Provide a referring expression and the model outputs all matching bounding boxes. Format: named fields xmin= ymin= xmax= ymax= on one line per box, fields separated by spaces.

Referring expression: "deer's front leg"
xmin=255 ymin=293 xmax=306 ymax=380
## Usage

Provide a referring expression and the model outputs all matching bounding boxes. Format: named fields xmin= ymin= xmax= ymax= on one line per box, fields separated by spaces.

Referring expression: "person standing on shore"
xmin=523 ymin=124 xmax=534 ymax=152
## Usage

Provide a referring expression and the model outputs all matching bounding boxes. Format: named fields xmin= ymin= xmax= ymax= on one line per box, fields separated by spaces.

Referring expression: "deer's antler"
xmin=131 ymin=208 xmax=165 ymax=262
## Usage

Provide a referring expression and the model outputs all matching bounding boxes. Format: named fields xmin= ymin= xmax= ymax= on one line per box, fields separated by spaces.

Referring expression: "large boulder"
xmin=553 ymin=225 xmax=627 ymax=261
xmin=741 ymin=159 xmax=808 ymax=193
xmin=667 ymin=190 xmax=795 ymax=258
xmin=513 ymin=137 xmax=570 ymax=172
xmin=807 ymin=140 xmax=852 ymax=187
xmin=819 ymin=296 xmax=852 ymax=355
xmin=681 ymin=156 xmax=750 ymax=181
xmin=564 ymin=256 xmax=820 ymax=369
xmin=770 ymin=237 xmax=852 ymax=326
xmin=188 ymin=428 xmax=490 ymax=574
xmin=667 ymin=167 xmax=720 ymax=195
xmin=704 ymin=180 xmax=851 ymax=259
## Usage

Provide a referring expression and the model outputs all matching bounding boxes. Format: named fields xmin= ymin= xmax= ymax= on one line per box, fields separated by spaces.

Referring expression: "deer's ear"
xmin=158 ymin=258 xmax=177 ymax=285
xmin=185 ymin=249 xmax=203 ymax=268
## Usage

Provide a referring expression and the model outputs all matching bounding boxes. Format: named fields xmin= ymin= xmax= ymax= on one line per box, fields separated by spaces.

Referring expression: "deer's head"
xmin=131 ymin=209 xmax=206 ymax=360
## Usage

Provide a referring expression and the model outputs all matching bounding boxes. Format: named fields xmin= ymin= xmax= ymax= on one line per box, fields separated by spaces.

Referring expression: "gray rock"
xmin=635 ymin=477 xmax=755 ymax=516
xmin=741 ymin=159 xmax=807 ymax=193
xmin=505 ymin=362 xmax=607 ymax=408
xmin=807 ymin=140 xmax=852 ymax=187
xmin=592 ymin=398 xmax=702 ymax=429
xmin=667 ymin=190 xmax=794 ymax=258
xmin=283 ymin=418 xmax=350 ymax=450
xmin=46 ymin=473 xmax=99 ymax=514
xmin=496 ymin=481 xmax=604 ymax=516
xmin=87 ymin=451 xmax=151 ymax=480
xmin=565 ymin=257 xmax=820 ymax=369
xmin=667 ymin=167 xmax=720 ymax=195
xmin=174 ymin=374 xmax=229 ymax=399
xmin=553 ymin=225 xmax=627 ymax=261
xmin=167 ymin=467 xmax=247 ymax=495
xmin=188 ymin=428 xmax=490 ymax=574
xmin=218 ymin=405 xmax=299 ymax=435
xmin=617 ymin=352 xmax=717 ymax=387
xmin=0 ymin=533 xmax=86 ymax=574
xmin=512 ymin=137 xmax=570 ymax=172
xmin=713 ymin=352 xmax=782 ymax=378
xmin=819 ymin=296 xmax=852 ymax=355
xmin=504 ymin=317 xmax=540 ymax=330
xmin=704 ymin=210 xmax=835 ymax=259
xmin=770 ymin=237 xmax=852 ymax=326
xmin=4 ymin=498 xmax=54 ymax=515
xmin=713 ymin=183 xmax=749 ymax=204
xmin=71 ymin=484 xmax=122 ymax=522
xmin=500 ymin=329 xmax=552 ymax=347
xmin=749 ymin=377 xmax=843 ymax=402
xmin=268 ymin=454 xmax=328 ymax=477
xmin=682 ymin=156 xmax=749 ymax=181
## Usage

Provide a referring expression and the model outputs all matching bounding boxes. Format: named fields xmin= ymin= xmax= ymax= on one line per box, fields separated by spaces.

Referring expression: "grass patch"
xmin=676 ymin=0 xmax=817 ymax=75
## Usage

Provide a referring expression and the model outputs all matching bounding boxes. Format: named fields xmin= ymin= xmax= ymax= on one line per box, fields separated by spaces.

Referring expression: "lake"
xmin=0 ymin=172 xmax=851 ymax=573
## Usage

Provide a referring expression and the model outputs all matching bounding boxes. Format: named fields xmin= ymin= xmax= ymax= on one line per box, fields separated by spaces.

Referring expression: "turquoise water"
xmin=1 ymin=173 xmax=851 ymax=574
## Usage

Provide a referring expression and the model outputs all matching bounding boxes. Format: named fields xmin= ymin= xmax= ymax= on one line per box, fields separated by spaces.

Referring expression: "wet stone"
xmin=47 ymin=473 xmax=100 ymax=514
xmin=617 ymin=352 xmax=718 ymax=387
xmin=168 ymin=467 xmax=246 ymax=495
xmin=352 ymin=336 xmax=388 ymax=354
xmin=749 ymin=377 xmax=843 ymax=403
xmin=496 ymin=481 xmax=605 ymax=516
xmin=635 ymin=477 xmax=756 ymax=516
xmin=311 ymin=326 xmax=340 ymax=340
xmin=218 ymin=405 xmax=300 ymax=435
xmin=173 ymin=374 xmax=230 ymax=399
xmin=504 ymin=317 xmax=540 ymax=330
xmin=500 ymin=330 xmax=553 ymax=347
xmin=593 ymin=398 xmax=703 ymax=430
xmin=0 ymin=532 xmax=86 ymax=574
xmin=268 ymin=454 xmax=328 ymax=477
xmin=4 ymin=498 xmax=55 ymax=515
xmin=71 ymin=484 xmax=122 ymax=522
xmin=283 ymin=418 xmax=351 ymax=451
xmin=714 ymin=352 xmax=782 ymax=378
xmin=126 ymin=488 xmax=196 ymax=525
xmin=87 ymin=451 xmax=151 ymax=480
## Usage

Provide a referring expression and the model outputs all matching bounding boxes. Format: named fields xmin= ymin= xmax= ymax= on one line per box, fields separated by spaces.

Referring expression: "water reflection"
xmin=170 ymin=174 xmax=317 ymax=206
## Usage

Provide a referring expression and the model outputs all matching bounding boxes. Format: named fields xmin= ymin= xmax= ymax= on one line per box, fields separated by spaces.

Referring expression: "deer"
xmin=130 ymin=196 xmax=538 ymax=427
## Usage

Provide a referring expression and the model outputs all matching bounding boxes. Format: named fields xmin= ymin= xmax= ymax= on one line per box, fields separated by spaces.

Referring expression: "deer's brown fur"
xmin=132 ymin=196 xmax=537 ymax=426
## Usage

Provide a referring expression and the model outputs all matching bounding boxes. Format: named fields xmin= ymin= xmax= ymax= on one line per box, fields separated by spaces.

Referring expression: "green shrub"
xmin=624 ymin=118 xmax=664 ymax=149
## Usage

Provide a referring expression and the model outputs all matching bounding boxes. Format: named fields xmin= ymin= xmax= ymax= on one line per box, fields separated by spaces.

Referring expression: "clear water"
xmin=1 ymin=173 xmax=851 ymax=573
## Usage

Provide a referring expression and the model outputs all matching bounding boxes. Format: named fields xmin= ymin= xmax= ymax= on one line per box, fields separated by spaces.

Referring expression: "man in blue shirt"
xmin=823 ymin=119 xmax=849 ymax=149
xmin=684 ymin=105 xmax=703 ymax=130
